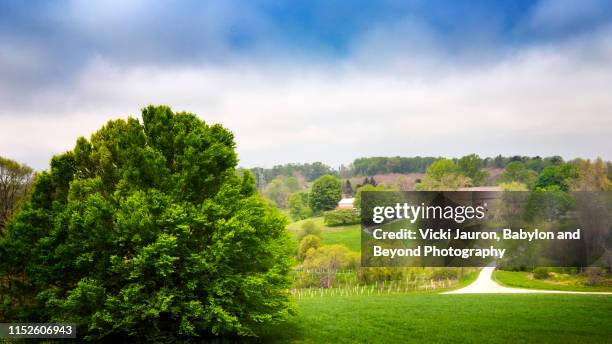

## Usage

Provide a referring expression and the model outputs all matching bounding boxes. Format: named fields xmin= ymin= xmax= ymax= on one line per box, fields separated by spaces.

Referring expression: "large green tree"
xmin=457 ymin=154 xmax=488 ymax=186
xmin=0 ymin=106 xmax=293 ymax=341
xmin=534 ymin=163 xmax=578 ymax=191
xmin=415 ymin=159 xmax=472 ymax=190
xmin=308 ymin=175 xmax=342 ymax=213
xmin=497 ymin=161 xmax=538 ymax=188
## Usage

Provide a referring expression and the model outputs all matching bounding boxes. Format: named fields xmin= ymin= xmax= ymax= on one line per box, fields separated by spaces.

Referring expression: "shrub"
xmin=323 ymin=209 xmax=360 ymax=226
xmin=297 ymin=235 xmax=321 ymax=261
xmin=297 ymin=220 xmax=321 ymax=240
xmin=303 ymin=245 xmax=358 ymax=288
xmin=431 ymin=268 xmax=459 ymax=281
xmin=288 ymin=192 xmax=312 ymax=220
xmin=358 ymin=267 xmax=402 ymax=284
xmin=533 ymin=267 xmax=551 ymax=279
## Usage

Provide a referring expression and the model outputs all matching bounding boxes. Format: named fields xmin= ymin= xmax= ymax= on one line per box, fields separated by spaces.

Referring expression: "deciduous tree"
xmin=308 ymin=175 xmax=342 ymax=213
xmin=0 ymin=106 xmax=293 ymax=341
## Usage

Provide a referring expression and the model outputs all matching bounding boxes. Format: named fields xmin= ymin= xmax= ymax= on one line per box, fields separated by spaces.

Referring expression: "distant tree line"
xmin=351 ymin=155 xmax=572 ymax=176
xmin=249 ymin=156 xmax=581 ymax=189
xmin=483 ymin=155 xmax=566 ymax=172
xmin=249 ymin=162 xmax=337 ymax=188
xmin=351 ymin=156 xmax=440 ymax=175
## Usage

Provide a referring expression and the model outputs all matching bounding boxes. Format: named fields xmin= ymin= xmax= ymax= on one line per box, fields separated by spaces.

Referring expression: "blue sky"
xmin=1 ymin=0 xmax=612 ymax=170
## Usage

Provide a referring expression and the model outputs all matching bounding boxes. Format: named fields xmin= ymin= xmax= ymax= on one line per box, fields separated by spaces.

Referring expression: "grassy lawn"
xmin=493 ymin=270 xmax=612 ymax=292
xmin=287 ymin=217 xmax=361 ymax=252
xmin=261 ymin=293 xmax=612 ymax=343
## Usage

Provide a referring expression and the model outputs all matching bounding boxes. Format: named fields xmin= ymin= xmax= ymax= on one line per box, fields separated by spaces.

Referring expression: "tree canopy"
xmin=457 ymin=154 xmax=488 ymax=186
xmin=0 ymin=106 xmax=293 ymax=341
xmin=497 ymin=161 xmax=538 ymax=188
xmin=415 ymin=159 xmax=471 ymax=190
xmin=308 ymin=175 xmax=342 ymax=213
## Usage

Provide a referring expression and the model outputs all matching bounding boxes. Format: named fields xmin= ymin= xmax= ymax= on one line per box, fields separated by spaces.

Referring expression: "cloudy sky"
xmin=1 ymin=0 xmax=611 ymax=170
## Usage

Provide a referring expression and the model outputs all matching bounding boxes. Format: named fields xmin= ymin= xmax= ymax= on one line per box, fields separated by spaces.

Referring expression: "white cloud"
xmin=1 ymin=24 xmax=612 ymax=170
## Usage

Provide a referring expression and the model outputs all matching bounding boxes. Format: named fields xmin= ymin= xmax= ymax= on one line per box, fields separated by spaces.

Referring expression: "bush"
xmin=297 ymin=235 xmax=320 ymax=261
xmin=0 ymin=106 xmax=293 ymax=341
xmin=358 ymin=267 xmax=403 ymax=284
xmin=297 ymin=220 xmax=321 ymax=240
xmin=533 ymin=267 xmax=551 ymax=279
xmin=323 ymin=209 xmax=360 ymax=226
xmin=288 ymin=192 xmax=312 ymax=220
xmin=431 ymin=268 xmax=459 ymax=281
xmin=303 ymin=245 xmax=358 ymax=288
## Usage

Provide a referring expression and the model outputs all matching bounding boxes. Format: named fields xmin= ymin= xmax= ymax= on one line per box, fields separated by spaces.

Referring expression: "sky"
xmin=1 ymin=0 xmax=611 ymax=170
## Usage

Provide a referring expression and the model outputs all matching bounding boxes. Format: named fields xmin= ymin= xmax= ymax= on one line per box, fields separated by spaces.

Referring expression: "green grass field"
xmin=261 ymin=293 xmax=612 ymax=343
xmin=282 ymin=217 xmax=612 ymax=343
xmin=493 ymin=270 xmax=612 ymax=292
xmin=287 ymin=217 xmax=361 ymax=252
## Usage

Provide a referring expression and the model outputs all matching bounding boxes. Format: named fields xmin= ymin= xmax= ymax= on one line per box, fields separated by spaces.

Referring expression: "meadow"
xmin=493 ymin=270 xmax=612 ymax=292
xmin=287 ymin=216 xmax=361 ymax=252
xmin=279 ymin=214 xmax=612 ymax=344
xmin=261 ymin=293 xmax=612 ymax=343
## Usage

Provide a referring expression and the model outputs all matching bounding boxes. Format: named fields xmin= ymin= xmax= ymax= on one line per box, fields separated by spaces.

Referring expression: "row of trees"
xmin=351 ymin=156 xmax=440 ymax=176
xmin=348 ymin=155 xmax=573 ymax=177
xmin=496 ymin=158 xmax=611 ymax=192
xmin=251 ymin=155 xmax=590 ymax=192
xmin=413 ymin=155 xmax=611 ymax=192
xmin=249 ymin=162 xmax=336 ymax=189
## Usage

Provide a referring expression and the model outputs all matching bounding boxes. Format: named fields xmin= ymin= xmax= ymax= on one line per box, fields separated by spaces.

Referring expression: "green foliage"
xmin=415 ymin=174 xmax=472 ymax=191
xmin=351 ymin=156 xmax=440 ymax=175
xmin=323 ymin=209 xmax=360 ymax=227
xmin=358 ymin=267 xmax=405 ymax=284
xmin=302 ymin=245 xmax=358 ymax=288
xmin=415 ymin=159 xmax=472 ymax=191
xmin=263 ymin=175 xmax=304 ymax=208
xmin=484 ymin=155 xmax=564 ymax=170
xmin=309 ymin=175 xmax=342 ymax=213
xmin=425 ymin=159 xmax=458 ymax=180
xmin=0 ymin=106 xmax=293 ymax=341
xmin=498 ymin=182 xmax=528 ymax=191
xmin=297 ymin=235 xmax=320 ymax=261
xmin=457 ymin=154 xmax=488 ymax=186
xmin=534 ymin=163 xmax=578 ymax=191
xmin=352 ymin=184 xmax=390 ymax=209
xmin=288 ymin=192 xmax=312 ymax=220
xmin=430 ymin=268 xmax=459 ymax=281
xmin=497 ymin=161 xmax=538 ymax=188
xmin=0 ymin=156 xmax=34 ymax=232
xmin=250 ymin=162 xmax=335 ymax=188
xmin=297 ymin=220 xmax=322 ymax=241
xmin=533 ymin=267 xmax=551 ymax=280
xmin=524 ymin=188 xmax=575 ymax=222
